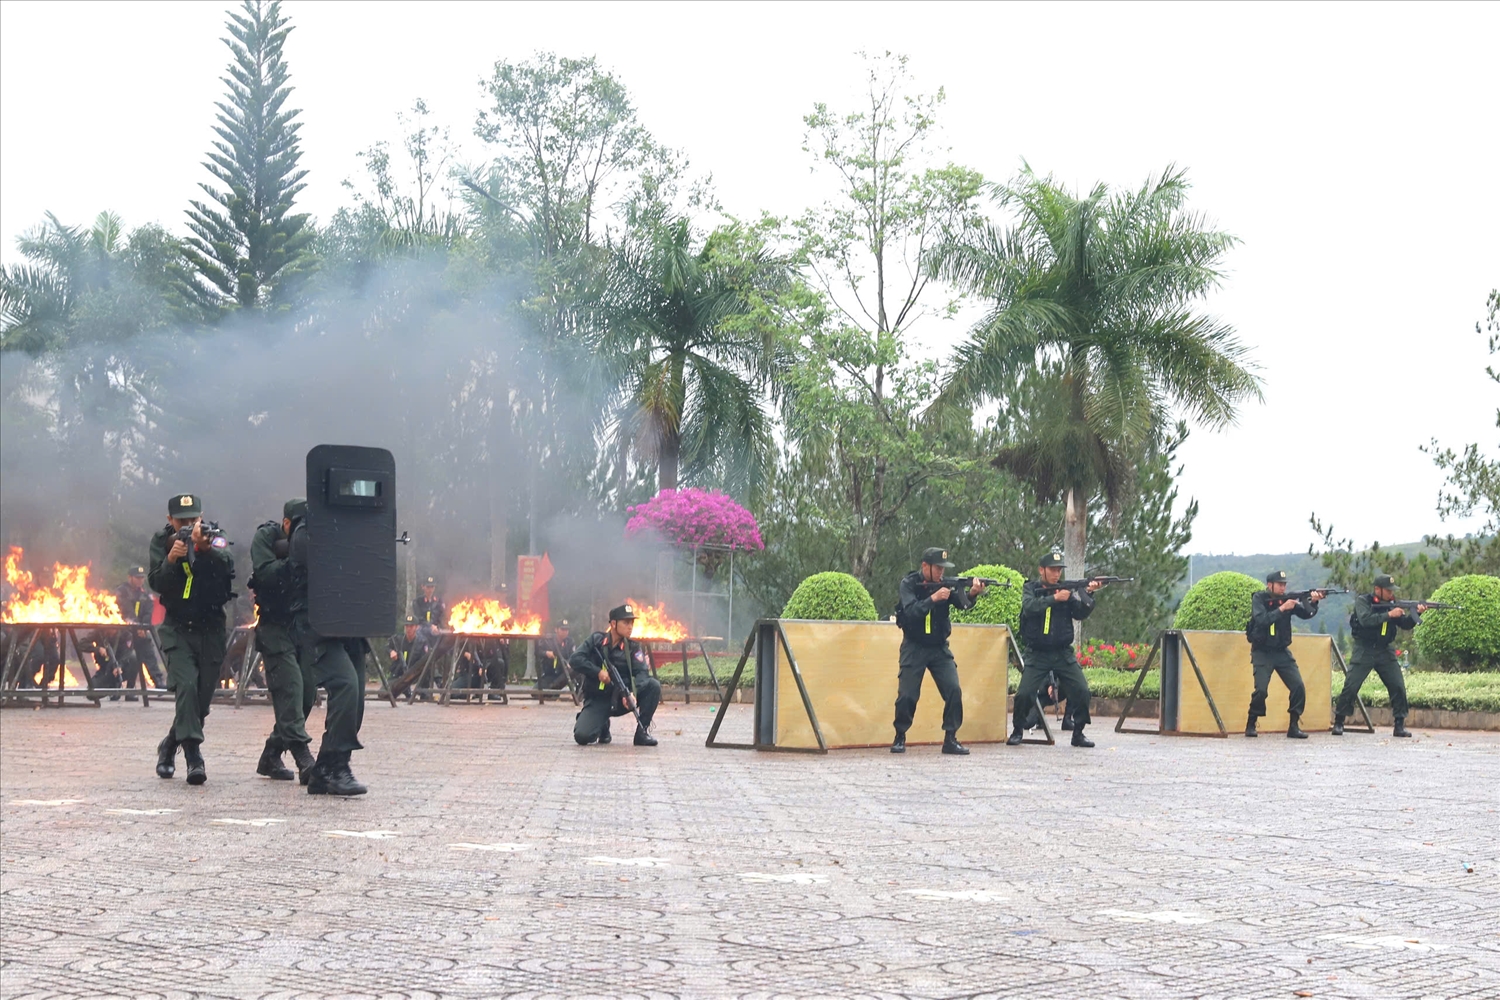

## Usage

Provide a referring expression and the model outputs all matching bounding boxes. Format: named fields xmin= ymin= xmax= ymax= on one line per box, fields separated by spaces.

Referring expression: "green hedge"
xmin=1413 ymin=574 xmax=1500 ymax=671
xmin=1173 ymin=571 xmax=1261 ymax=631
xmin=950 ymin=563 xmax=1026 ymax=634
xmin=1333 ymin=669 xmax=1500 ymax=713
xmin=781 ymin=571 xmax=878 ymax=621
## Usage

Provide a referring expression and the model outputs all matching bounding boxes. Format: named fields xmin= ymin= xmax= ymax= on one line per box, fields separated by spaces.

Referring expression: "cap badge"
xmin=180 ymin=496 xmax=193 ymax=506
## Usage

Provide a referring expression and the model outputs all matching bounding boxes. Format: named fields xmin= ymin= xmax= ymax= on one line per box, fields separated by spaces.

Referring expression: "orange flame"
xmin=3 ymin=547 xmax=126 ymax=625
xmin=31 ymin=666 xmax=86 ymax=689
xmin=624 ymin=599 xmax=688 ymax=643
xmin=447 ymin=597 xmax=543 ymax=636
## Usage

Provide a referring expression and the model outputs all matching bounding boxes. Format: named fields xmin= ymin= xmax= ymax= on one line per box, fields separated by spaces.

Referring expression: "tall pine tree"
xmin=182 ymin=0 xmax=313 ymax=314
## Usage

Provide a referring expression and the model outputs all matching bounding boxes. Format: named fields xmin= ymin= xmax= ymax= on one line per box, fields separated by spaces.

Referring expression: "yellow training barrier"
xmin=706 ymin=619 xmax=1016 ymax=752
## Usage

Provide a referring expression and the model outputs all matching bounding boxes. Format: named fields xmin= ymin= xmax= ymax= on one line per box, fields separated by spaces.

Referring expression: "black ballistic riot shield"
xmin=306 ymin=444 xmax=399 ymax=636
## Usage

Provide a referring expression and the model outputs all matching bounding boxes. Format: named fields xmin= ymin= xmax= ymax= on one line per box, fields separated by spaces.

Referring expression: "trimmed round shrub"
xmin=781 ymin=572 xmax=878 ymax=621
xmin=1173 ymin=571 xmax=1262 ymax=631
xmin=949 ymin=563 xmax=1026 ymax=635
xmin=1414 ymin=574 xmax=1500 ymax=671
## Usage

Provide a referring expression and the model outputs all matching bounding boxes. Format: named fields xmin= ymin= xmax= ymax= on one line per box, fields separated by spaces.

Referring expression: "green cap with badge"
xmin=1267 ymin=570 xmax=1288 ymax=584
xmin=1373 ymin=574 xmax=1397 ymax=590
xmin=1038 ymin=550 xmax=1065 ymax=569
xmin=283 ymin=497 xmax=308 ymax=521
xmin=167 ymin=493 xmax=202 ymax=517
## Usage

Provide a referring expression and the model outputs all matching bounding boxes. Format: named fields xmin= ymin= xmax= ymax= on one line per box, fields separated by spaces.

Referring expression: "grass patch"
xmin=1333 ymin=670 xmax=1500 ymax=713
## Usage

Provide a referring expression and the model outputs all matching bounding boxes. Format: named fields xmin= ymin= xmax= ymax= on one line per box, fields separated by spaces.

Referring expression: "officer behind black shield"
xmin=891 ymin=547 xmax=984 ymax=756
xmin=568 ymin=604 xmax=661 ymax=747
xmin=288 ymin=513 xmax=369 ymax=795
xmin=249 ymin=499 xmax=316 ymax=783
xmin=1245 ymin=569 xmax=1322 ymax=739
xmin=1010 ymin=550 xmax=1100 ymax=749
xmin=1334 ymin=573 xmax=1417 ymax=738
xmin=149 ymin=493 xmax=235 ymax=785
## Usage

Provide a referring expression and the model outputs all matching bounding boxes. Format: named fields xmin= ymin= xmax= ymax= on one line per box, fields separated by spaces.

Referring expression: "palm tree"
xmin=1 ymin=211 xmax=125 ymax=354
xmin=930 ymin=166 xmax=1262 ymax=572
xmin=593 ymin=216 xmax=792 ymax=501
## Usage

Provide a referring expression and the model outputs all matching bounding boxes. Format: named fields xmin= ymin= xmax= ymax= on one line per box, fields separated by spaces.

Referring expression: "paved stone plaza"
xmin=1 ymin=698 xmax=1497 ymax=1000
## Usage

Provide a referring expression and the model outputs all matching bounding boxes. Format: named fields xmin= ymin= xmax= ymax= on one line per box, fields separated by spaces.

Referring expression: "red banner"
xmin=517 ymin=553 xmax=554 ymax=624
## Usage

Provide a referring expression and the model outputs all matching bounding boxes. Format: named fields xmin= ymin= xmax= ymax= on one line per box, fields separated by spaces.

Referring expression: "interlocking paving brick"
xmin=1 ymin=699 xmax=1497 ymax=999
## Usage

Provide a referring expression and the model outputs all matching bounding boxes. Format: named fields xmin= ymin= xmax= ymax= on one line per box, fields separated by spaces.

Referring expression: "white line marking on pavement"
xmin=10 ymin=799 xmax=83 ymax=806
xmin=586 ymin=856 xmax=672 ymax=867
xmin=1097 ymin=909 xmax=1213 ymax=925
xmin=906 ymin=889 xmax=1007 ymax=902
xmin=449 ymin=842 xmax=531 ymax=852
xmin=738 ymin=872 xmax=829 ymax=884
xmin=1320 ymin=933 xmax=1447 ymax=952
xmin=211 ymin=818 xmax=286 ymax=827
xmin=105 ymin=808 xmax=180 ymax=816
xmin=325 ymin=829 xmax=399 ymax=839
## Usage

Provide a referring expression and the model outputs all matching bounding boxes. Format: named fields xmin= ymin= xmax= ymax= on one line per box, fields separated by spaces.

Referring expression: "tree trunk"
xmin=658 ymin=432 xmax=679 ymax=493
xmin=488 ymin=369 xmax=510 ymax=593
xmin=1064 ymin=486 xmax=1088 ymax=648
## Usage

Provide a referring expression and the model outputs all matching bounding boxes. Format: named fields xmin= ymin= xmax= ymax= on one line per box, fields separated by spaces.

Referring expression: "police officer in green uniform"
xmin=287 ymin=511 xmax=370 ymax=795
xmin=248 ymin=499 xmax=316 ymax=782
xmin=1245 ymin=569 xmax=1323 ymax=739
xmin=148 ymin=493 xmax=235 ymax=784
xmin=115 ymin=565 xmax=159 ymax=696
xmin=891 ymin=547 xmax=985 ymax=755
xmin=416 ymin=577 xmax=446 ymax=627
xmin=1334 ymin=573 xmax=1419 ymax=738
xmin=568 ymin=604 xmax=660 ymax=747
xmin=1009 ymin=550 xmax=1100 ymax=748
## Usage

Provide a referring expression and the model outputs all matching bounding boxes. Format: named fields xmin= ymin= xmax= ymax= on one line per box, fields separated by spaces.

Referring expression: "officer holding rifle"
xmin=1335 ymin=573 xmax=1430 ymax=738
xmin=891 ymin=547 xmax=988 ymax=756
xmin=1245 ymin=570 xmax=1325 ymax=739
xmin=1009 ymin=550 xmax=1109 ymax=749
xmin=568 ymin=604 xmax=661 ymax=747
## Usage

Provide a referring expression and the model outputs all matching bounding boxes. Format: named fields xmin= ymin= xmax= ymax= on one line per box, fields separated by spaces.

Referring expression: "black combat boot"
xmin=890 ymin=732 xmax=906 ymax=754
xmin=1331 ymin=715 xmax=1345 ymax=736
xmin=256 ymin=739 xmax=295 ymax=781
xmin=183 ymin=742 xmax=207 ymax=785
xmin=1071 ymin=725 xmax=1095 ymax=748
xmin=290 ymin=742 xmax=316 ymax=786
xmin=307 ymin=751 xmax=367 ymax=796
xmin=599 ymin=720 xmax=612 ymax=744
xmin=155 ymin=732 xmax=178 ymax=779
xmin=1286 ymin=713 xmax=1308 ymax=739
xmin=634 ymin=726 xmax=658 ymax=747
xmin=1006 ymin=728 xmax=1024 ymax=746
xmin=1245 ymin=713 xmax=1258 ymax=738
xmin=941 ymin=733 xmax=970 ymax=755
xmin=1393 ymin=717 xmax=1412 ymax=738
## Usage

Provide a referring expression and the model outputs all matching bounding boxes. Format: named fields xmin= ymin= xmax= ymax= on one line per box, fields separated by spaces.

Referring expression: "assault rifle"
xmin=917 ymin=576 xmax=1008 ymax=596
xmin=591 ymin=637 xmax=646 ymax=734
xmin=1037 ymin=575 xmax=1134 ymax=594
xmin=1276 ymin=586 xmax=1348 ymax=603
xmin=1371 ymin=599 xmax=1463 ymax=614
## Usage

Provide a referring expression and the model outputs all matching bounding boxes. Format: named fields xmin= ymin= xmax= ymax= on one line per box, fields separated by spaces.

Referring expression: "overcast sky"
xmin=2 ymin=0 xmax=1496 ymax=558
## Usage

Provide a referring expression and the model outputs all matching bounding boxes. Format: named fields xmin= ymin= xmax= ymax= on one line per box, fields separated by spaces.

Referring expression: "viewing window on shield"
xmin=338 ymin=479 xmax=379 ymax=497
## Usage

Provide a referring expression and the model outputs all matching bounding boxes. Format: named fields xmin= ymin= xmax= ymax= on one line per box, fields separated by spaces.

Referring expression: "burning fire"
xmin=448 ymin=597 xmax=543 ymax=636
xmin=3 ymin=547 xmax=125 ymax=625
xmin=625 ymin=599 xmax=688 ymax=643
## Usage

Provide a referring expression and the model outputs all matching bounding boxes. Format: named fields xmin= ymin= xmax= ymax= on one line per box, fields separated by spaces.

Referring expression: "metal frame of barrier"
xmin=706 ymin=619 xmax=1042 ymax=752
xmin=1 ymin=622 xmax=168 ymax=708
xmin=1115 ymin=629 xmax=1366 ymax=737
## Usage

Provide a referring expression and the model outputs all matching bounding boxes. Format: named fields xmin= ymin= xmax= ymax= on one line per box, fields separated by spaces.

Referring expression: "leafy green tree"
xmin=341 ymin=99 xmax=466 ymax=252
xmin=1413 ymin=574 xmax=1500 ymax=670
xmin=181 ymin=0 xmax=314 ymax=314
xmin=930 ymin=166 xmax=1261 ymax=575
xmin=788 ymin=52 xmax=984 ymax=580
xmin=595 ymin=216 xmax=793 ymax=499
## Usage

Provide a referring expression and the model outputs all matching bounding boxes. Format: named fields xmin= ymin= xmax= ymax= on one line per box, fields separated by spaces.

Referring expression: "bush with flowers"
xmin=1076 ymin=641 xmax=1151 ymax=670
xmin=625 ymin=489 xmax=764 ymax=577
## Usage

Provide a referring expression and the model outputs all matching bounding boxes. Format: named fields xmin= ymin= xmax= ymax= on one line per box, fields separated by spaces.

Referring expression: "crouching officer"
xmin=1335 ymin=574 xmax=1418 ymax=738
xmin=1010 ymin=550 xmax=1099 ymax=748
xmin=149 ymin=493 xmax=235 ymax=784
xmin=288 ymin=512 xmax=369 ymax=795
xmin=248 ymin=499 xmax=316 ymax=782
xmin=535 ymin=619 xmax=573 ymax=691
xmin=892 ymin=547 xmax=983 ymax=755
xmin=569 ymin=604 xmax=660 ymax=746
xmin=1246 ymin=570 xmax=1322 ymax=739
